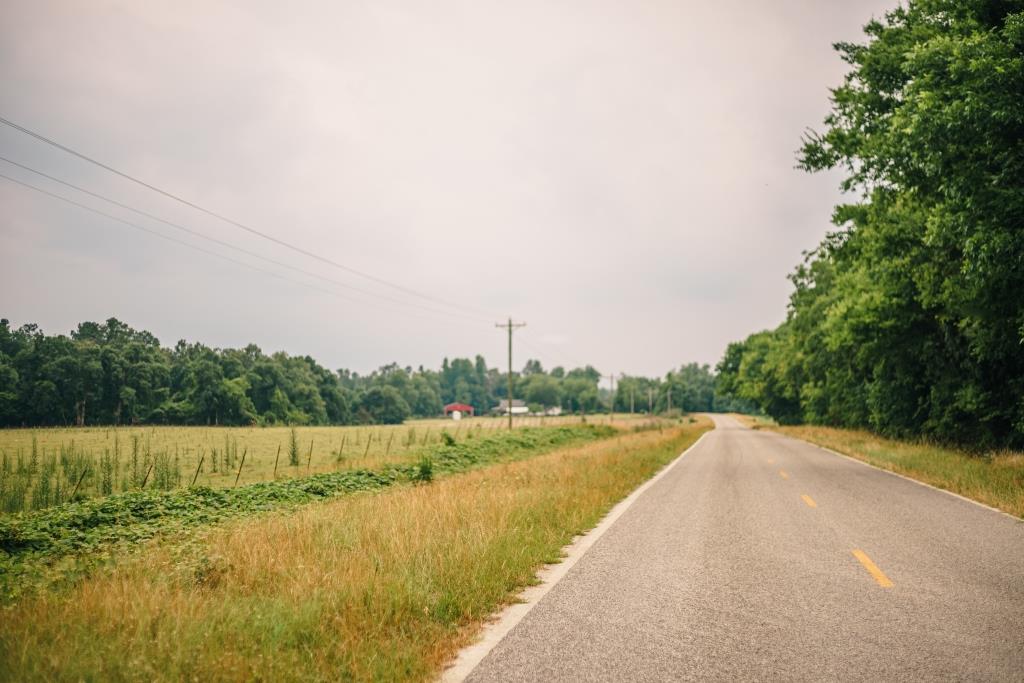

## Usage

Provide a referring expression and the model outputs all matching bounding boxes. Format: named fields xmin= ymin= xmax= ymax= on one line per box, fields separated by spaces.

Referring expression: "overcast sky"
xmin=0 ymin=0 xmax=895 ymax=380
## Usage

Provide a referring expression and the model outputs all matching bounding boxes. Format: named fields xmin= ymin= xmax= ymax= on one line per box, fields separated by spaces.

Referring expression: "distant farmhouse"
xmin=493 ymin=399 xmax=529 ymax=416
xmin=443 ymin=402 xmax=474 ymax=420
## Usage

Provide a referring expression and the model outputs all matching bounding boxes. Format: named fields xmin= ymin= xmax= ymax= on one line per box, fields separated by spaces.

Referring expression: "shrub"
xmin=288 ymin=428 xmax=300 ymax=467
xmin=414 ymin=456 xmax=433 ymax=483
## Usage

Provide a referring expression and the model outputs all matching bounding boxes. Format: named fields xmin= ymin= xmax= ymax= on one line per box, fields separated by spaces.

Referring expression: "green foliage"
xmin=522 ymin=374 xmax=562 ymax=408
xmin=358 ymin=386 xmax=411 ymax=425
xmin=614 ymin=365 xmax=755 ymax=415
xmin=719 ymin=1 xmax=1024 ymax=448
xmin=1 ymin=316 xmax=746 ymax=429
xmin=0 ymin=321 xmax=501 ymax=425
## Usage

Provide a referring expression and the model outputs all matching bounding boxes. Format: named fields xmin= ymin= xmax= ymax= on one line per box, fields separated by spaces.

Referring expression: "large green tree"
xmin=718 ymin=0 xmax=1024 ymax=448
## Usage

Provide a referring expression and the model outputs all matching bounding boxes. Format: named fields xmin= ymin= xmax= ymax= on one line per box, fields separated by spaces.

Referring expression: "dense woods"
xmin=717 ymin=0 xmax=1024 ymax=449
xmin=0 ymin=317 xmax=736 ymax=427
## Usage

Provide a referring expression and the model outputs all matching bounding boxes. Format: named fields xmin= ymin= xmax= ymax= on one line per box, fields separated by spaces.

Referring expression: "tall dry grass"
xmin=0 ymin=418 xmax=710 ymax=682
xmin=774 ymin=424 xmax=1024 ymax=518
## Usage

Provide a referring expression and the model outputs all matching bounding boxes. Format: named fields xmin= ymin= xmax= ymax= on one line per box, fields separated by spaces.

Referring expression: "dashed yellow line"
xmin=767 ymin=458 xmax=775 ymax=465
xmin=852 ymin=549 xmax=894 ymax=588
xmin=779 ymin=470 xmax=789 ymax=480
xmin=801 ymin=494 xmax=817 ymax=508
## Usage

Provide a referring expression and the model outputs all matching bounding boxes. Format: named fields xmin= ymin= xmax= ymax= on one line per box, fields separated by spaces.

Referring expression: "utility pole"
xmin=648 ymin=387 xmax=653 ymax=414
xmin=630 ymin=383 xmax=635 ymax=414
xmin=496 ymin=318 xmax=526 ymax=430
xmin=667 ymin=388 xmax=672 ymax=413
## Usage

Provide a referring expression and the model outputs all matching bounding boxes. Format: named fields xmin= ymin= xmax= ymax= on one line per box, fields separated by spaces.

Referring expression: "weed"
xmin=414 ymin=456 xmax=433 ymax=483
xmin=288 ymin=428 xmax=300 ymax=467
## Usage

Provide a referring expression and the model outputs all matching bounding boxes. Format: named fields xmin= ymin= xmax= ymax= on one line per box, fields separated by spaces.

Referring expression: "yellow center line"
xmin=801 ymin=494 xmax=817 ymax=508
xmin=779 ymin=470 xmax=789 ymax=480
xmin=767 ymin=458 xmax=776 ymax=465
xmin=852 ymin=549 xmax=894 ymax=588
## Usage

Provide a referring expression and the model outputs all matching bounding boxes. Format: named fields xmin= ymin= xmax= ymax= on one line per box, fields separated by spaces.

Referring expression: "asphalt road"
xmin=465 ymin=414 xmax=1024 ymax=682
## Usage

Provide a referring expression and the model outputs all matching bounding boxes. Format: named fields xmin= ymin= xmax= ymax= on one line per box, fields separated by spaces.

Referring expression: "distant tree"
xmin=359 ymin=386 xmax=411 ymax=424
xmin=522 ymin=359 xmax=545 ymax=376
xmin=562 ymin=376 xmax=599 ymax=413
xmin=0 ymin=358 xmax=18 ymax=424
xmin=523 ymin=374 xmax=562 ymax=409
xmin=0 ymin=317 xmax=747 ymax=430
xmin=655 ymin=364 xmax=717 ymax=413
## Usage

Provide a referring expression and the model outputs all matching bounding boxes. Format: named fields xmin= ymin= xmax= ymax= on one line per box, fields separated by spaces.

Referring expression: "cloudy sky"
xmin=0 ymin=0 xmax=895 ymax=379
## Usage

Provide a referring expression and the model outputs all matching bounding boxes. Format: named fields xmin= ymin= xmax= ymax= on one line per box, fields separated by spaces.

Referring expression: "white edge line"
xmin=438 ymin=428 xmax=714 ymax=683
xmin=772 ymin=431 xmax=1022 ymax=523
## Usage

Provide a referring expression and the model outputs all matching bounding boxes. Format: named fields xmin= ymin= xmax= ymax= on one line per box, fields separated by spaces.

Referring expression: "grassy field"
xmin=0 ymin=417 xmax=709 ymax=682
xmin=0 ymin=414 xmax=656 ymax=513
xmin=0 ymin=423 xmax=621 ymax=601
xmin=741 ymin=417 xmax=1024 ymax=519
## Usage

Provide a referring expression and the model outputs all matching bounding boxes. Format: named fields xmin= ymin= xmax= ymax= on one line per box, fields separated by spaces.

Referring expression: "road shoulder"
xmin=439 ymin=428 xmax=713 ymax=682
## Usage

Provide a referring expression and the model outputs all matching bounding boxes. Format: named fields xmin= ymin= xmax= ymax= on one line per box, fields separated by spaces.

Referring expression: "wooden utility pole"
xmin=667 ymin=388 xmax=672 ymax=413
xmin=648 ymin=387 xmax=653 ymax=414
xmin=495 ymin=318 xmax=526 ymax=430
xmin=630 ymin=384 xmax=635 ymax=414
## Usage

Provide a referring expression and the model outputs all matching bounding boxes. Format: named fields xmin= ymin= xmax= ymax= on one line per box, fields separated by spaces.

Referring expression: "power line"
xmin=0 ymin=116 xmax=613 ymax=370
xmin=0 ymin=172 xmax=342 ymax=298
xmin=0 ymin=114 xmax=498 ymax=321
xmin=2 ymin=167 xmax=615 ymax=387
xmin=0 ymin=154 xmax=489 ymax=324
xmin=0 ymin=172 xmax=488 ymax=327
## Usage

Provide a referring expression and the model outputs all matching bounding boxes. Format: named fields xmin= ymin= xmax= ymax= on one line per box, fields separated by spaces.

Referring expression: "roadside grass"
xmin=0 ymin=425 xmax=618 ymax=602
xmin=0 ymin=415 xmax=658 ymax=513
xmin=735 ymin=414 xmax=777 ymax=429
xmin=0 ymin=417 xmax=710 ymax=682
xmin=771 ymin=424 xmax=1024 ymax=519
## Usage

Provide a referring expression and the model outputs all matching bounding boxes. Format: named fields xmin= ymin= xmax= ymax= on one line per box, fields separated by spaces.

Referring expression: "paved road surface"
xmin=465 ymin=415 xmax=1024 ymax=681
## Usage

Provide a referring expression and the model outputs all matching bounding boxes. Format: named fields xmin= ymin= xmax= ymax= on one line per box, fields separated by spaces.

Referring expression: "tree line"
xmin=716 ymin=1 xmax=1024 ymax=449
xmin=0 ymin=317 xmax=745 ymax=427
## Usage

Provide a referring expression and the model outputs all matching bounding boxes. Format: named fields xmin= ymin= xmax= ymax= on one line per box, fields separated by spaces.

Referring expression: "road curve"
xmin=464 ymin=414 xmax=1024 ymax=682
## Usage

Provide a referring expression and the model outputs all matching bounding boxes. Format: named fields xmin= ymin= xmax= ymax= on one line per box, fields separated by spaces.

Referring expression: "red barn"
xmin=443 ymin=402 xmax=475 ymax=417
